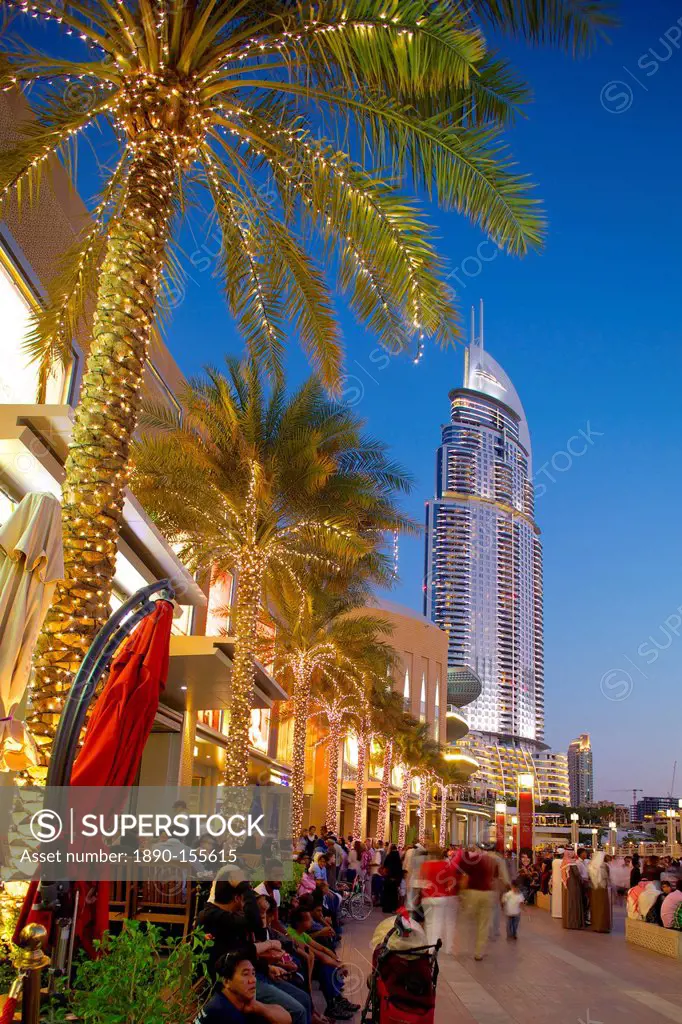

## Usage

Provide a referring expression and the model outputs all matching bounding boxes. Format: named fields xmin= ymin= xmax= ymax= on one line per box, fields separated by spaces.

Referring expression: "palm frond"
xmin=472 ymin=0 xmax=616 ymax=54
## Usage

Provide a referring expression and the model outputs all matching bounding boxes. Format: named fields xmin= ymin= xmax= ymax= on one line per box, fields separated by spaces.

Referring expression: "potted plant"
xmin=56 ymin=922 xmax=211 ymax=1024
xmin=0 ymin=937 xmax=17 ymax=1011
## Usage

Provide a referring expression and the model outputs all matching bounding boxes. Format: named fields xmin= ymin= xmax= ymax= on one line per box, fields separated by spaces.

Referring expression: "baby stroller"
xmin=361 ymin=914 xmax=441 ymax=1024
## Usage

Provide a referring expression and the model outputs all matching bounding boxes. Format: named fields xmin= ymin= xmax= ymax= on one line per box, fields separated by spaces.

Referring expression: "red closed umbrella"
xmin=15 ymin=600 xmax=174 ymax=954
xmin=70 ymin=598 xmax=173 ymax=787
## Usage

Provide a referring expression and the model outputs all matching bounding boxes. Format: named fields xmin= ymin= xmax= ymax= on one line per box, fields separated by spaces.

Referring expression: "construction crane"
xmin=669 ymin=761 xmax=677 ymax=799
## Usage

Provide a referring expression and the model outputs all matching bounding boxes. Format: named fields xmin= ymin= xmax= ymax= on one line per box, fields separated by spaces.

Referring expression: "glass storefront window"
xmin=249 ymin=708 xmax=270 ymax=752
xmin=344 ymin=732 xmax=359 ymax=768
xmin=198 ymin=709 xmax=224 ymax=733
xmin=0 ymin=256 xmax=66 ymax=405
xmin=206 ymin=568 xmax=234 ymax=635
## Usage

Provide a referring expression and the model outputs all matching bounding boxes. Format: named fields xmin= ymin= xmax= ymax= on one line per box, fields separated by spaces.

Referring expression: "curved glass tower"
xmin=424 ymin=340 xmax=545 ymax=777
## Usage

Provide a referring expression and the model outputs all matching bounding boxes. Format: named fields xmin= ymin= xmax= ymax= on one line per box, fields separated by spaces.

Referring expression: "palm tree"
xmin=371 ymin=687 xmax=410 ymax=844
xmin=395 ymin=719 xmax=432 ymax=847
xmin=1 ymin=0 xmax=599 ymax=746
xmin=268 ymin=581 xmax=398 ymax=840
xmin=314 ymin=685 xmax=358 ymax=835
xmin=129 ymin=359 xmax=412 ymax=784
xmin=350 ymin=675 xmax=393 ymax=842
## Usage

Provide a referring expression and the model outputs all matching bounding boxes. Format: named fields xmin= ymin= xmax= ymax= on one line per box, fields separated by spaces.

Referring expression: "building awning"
xmin=0 ymin=405 xmax=205 ymax=606
xmin=165 ymin=635 xmax=288 ymax=713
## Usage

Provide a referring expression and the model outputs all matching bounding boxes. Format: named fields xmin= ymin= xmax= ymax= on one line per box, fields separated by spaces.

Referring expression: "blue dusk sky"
xmin=17 ymin=1 xmax=682 ymax=799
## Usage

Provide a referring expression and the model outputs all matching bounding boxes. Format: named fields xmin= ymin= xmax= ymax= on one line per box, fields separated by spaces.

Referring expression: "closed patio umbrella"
xmin=14 ymin=598 xmax=175 ymax=955
xmin=70 ymin=597 xmax=174 ymax=787
xmin=0 ymin=492 xmax=63 ymax=773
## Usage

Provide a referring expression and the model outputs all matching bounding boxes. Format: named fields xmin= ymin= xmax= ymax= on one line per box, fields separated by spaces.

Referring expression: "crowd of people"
xmin=554 ymin=849 xmax=682 ymax=933
xmin=194 ymin=867 xmax=361 ymax=1024
xmin=298 ymin=832 xmax=534 ymax=962
xmin=192 ymin=826 xmax=682 ymax=1023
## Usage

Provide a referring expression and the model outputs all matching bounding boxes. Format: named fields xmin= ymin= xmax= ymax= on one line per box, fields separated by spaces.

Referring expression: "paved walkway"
xmin=337 ymin=904 xmax=682 ymax=1024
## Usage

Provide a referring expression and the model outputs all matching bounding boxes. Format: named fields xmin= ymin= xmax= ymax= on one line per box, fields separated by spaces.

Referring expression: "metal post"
xmin=15 ymin=924 xmax=50 ymax=1024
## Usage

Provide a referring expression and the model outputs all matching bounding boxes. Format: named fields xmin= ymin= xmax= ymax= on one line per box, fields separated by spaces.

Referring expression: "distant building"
xmin=635 ymin=796 xmax=679 ymax=820
xmin=423 ymin=333 xmax=545 ymax=792
xmin=567 ymin=734 xmax=593 ymax=805
xmin=535 ymin=751 xmax=570 ymax=805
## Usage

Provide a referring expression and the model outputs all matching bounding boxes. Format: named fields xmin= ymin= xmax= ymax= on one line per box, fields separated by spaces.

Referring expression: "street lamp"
xmin=609 ymin=821 xmax=617 ymax=855
xmin=516 ymin=773 xmax=535 ymax=857
xmin=570 ymin=812 xmax=579 ymax=848
xmin=666 ymin=808 xmax=677 ymax=854
xmin=591 ymin=827 xmax=598 ymax=849
xmin=494 ymin=802 xmax=506 ymax=853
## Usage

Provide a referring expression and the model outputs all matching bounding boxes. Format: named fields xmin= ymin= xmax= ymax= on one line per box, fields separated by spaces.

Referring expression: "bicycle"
xmin=338 ymin=875 xmax=374 ymax=921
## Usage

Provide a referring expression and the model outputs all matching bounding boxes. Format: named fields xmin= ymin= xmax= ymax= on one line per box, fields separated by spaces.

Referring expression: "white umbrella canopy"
xmin=0 ymin=492 xmax=63 ymax=772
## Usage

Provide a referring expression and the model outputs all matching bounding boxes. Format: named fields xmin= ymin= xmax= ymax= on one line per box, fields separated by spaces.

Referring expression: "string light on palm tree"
xmin=132 ymin=360 xmax=414 ymax=785
xmin=439 ymin=781 xmax=448 ymax=848
xmin=0 ymin=0 xmax=612 ymax=757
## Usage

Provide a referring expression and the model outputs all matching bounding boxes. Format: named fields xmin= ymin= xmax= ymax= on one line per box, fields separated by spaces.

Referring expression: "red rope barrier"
xmin=0 ymin=995 xmax=18 ymax=1024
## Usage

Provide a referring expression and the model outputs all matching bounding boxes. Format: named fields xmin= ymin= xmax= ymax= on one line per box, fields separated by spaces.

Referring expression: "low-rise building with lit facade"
xmin=535 ymin=750 xmax=570 ymax=805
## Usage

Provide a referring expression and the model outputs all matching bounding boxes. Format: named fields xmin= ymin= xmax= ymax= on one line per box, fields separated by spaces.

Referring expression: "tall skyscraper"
xmin=567 ymin=734 xmax=594 ymax=805
xmin=424 ymin=326 xmax=545 ymax=794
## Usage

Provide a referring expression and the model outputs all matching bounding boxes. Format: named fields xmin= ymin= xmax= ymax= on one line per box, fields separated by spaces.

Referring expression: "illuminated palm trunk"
xmin=223 ymin=559 xmax=261 ymax=787
xmin=439 ymin=784 xmax=448 ymax=847
xmin=28 ymin=136 xmax=176 ymax=763
xmin=398 ymin=767 xmax=411 ymax=848
xmin=418 ymin=777 xmax=427 ymax=845
xmin=352 ymin=725 xmax=369 ymax=841
xmin=325 ymin=709 xmax=343 ymax=834
xmin=375 ymin=738 xmax=393 ymax=844
xmin=290 ymin=660 xmax=311 ymax=840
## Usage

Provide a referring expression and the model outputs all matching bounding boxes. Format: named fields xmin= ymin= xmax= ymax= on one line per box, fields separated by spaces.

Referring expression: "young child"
xmin=501 ymin=879 xmax=525 ymax=940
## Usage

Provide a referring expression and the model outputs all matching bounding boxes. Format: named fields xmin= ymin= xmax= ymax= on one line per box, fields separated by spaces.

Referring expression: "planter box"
xmin=535 ymin=892 xmax=551 ymax=912
xmin=625 ymin=918 xmax=682 ymax=959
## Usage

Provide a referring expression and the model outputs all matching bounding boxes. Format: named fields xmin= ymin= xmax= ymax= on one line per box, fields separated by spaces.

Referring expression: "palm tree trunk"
xmin=398 ymin=768 xmax=411 ymax=849
xmin=28 ymin=139 xmax=176 ymax=766
xmin=375 ymin=739 xmax=393 ymax=845
xmin=352 ymin=726 xmax=369 ymax=842
xmin=290 ymin=663 xmax=311 ymax=840
xmin=418 ymin=777 xmax=427 ymax=845
xmin=325 ymin=711 xmax=343 ymax=834
xmin=439 ymin=783 xmax=447 ymax=848
xmin=223 ymin=559 xmax=262 ymax=787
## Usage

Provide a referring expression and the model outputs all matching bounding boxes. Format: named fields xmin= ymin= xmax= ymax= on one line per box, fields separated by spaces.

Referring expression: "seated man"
xmin=196 ymin=881 xmax=311 ymax=1024
xmin=195 ymin=951 xmax=291 ymax=1024
xmin=645 ymin=880 xmax=674 ymax=926
xmin=661 ymin=882 xmax=682 ymax=929
xmin=286 ymin=908 xmax=359 ymax=1022
xmin=297 ymin=894 xmax=336 ymax=948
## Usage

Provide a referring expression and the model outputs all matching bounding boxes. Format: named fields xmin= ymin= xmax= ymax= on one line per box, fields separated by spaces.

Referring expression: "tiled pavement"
xmin=336 ymin=903 xmax=682 ymax=1024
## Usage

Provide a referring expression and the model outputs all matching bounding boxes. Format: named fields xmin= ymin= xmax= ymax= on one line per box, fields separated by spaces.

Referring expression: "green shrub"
xmin=64 ymin=922 xmax=211 ymax=1024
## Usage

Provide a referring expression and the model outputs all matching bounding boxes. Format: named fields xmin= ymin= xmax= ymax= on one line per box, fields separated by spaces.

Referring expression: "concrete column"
xmin=178 ymin=710 xmax=197 ymax=787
